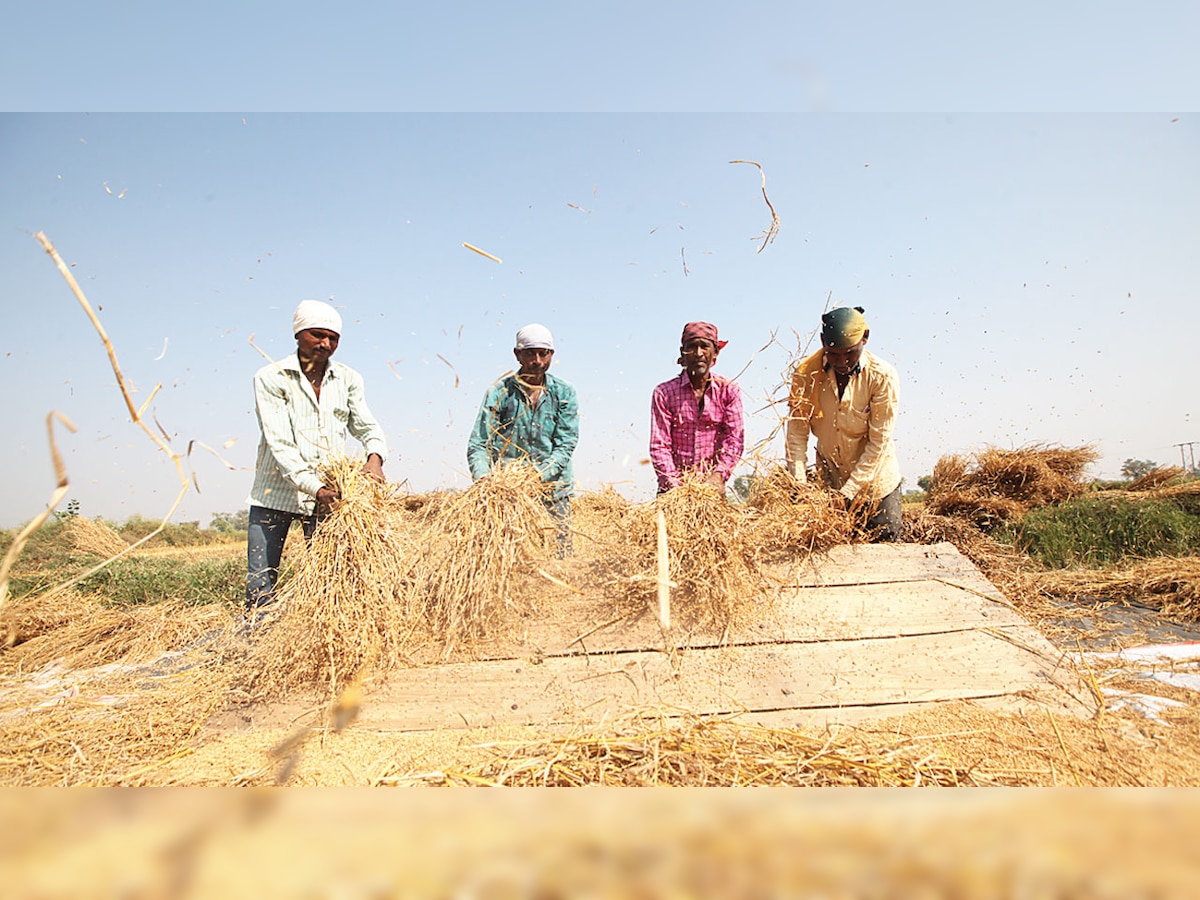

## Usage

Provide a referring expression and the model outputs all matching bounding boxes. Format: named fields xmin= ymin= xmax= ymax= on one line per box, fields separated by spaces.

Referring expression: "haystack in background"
xmin=241 ymin=460 xmax=420 ymax=701
xmin=742 ymin=465 xmax=855 ymax=559
xmin=1030 ymin=557 xmax=1200 ymax=624
xmin=407 ymin=462 xmax=556 ymax=653
xmin=614 ymin=479 xmax=766 ymax=633
xmin=926 ymin=444 xmax=1098 ymax=528
xmin=65 ymin=516 xmax=129 ymax=559
xmin=1126 ymin=466 xmax=1188 ymax=492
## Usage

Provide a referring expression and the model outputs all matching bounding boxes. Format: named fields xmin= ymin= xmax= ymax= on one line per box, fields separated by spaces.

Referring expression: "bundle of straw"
xmin=571 ymin=487 xmax=631 ymax=554
xmin=615 ymin=478 xmax=765 ymax=633
xmin=407 ymin=461 xmax=556 ymax=652
xmin=241 ymin=459 xmax=419 ymax=701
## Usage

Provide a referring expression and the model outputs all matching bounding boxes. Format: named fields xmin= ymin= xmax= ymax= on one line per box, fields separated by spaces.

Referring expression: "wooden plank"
xmin=771 ymin=541 xmax=995 ymax=589
xmin=360 ymin=627 xmax=1086 ymax=732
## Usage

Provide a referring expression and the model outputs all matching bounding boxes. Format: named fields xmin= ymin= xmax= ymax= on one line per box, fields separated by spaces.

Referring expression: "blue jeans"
xmin=245 ymin=505 xmax=323 ymax=612
xmin=548 ymin=495 xmax=572 ymax=558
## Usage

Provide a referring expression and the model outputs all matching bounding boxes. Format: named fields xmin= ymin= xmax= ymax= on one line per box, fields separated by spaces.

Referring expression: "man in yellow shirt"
xmin=786 ymin=306 xmax=902 ymax=541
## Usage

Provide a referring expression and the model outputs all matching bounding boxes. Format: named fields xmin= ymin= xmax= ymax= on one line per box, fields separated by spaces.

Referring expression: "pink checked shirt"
xmin=649 ymin=371 xmax=745 ymax=492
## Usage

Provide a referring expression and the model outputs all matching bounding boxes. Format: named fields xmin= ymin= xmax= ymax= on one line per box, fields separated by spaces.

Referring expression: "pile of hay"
xmin=742 ymin=466 xmax=855 ymax=558
xmin=1029 ymin=557 xmax=1200 ymax=624
xmin=1 ymin=591 xmax=232 ymax=673
xmin=240 ymin=460 xmax=420 ymax=701
xmin=65 ymin=517 xmax=129 ymax=559
xmin=926 ymin=444 xmax=1098 ymax=528
xmin=613 ymin=479 xmax=766 ymax=633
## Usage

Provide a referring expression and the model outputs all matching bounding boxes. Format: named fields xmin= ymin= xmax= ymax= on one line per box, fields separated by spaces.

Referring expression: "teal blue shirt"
xmin=466 ymin=372 xmax=579 ymax=499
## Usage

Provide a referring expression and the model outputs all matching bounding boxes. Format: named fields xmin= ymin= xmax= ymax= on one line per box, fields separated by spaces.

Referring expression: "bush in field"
xmin=76 ymin=555 xmax=244 ymax=607
xmin=116 ymin=515 xmax=230 ymax=547
xmin=1008 ymin=495 xmax=1200 ymax=568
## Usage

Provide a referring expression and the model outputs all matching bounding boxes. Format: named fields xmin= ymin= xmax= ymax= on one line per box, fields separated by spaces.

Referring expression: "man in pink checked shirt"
xmin=649 ymin=321 xmax=745 ymax=494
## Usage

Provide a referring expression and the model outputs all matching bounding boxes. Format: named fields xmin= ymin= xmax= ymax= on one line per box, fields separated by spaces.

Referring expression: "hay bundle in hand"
xmin=616 ymin=478 xmax=765 ymax=633
xmin=407 ymin=461 xmax=556 ymax=651
xmin=242 ymin=459 xmax=419 ymax=701
xmin=926 ymin=444 xmax=1098 ymax=527
xmin=742 ymin=466 xmax=855 ymax=558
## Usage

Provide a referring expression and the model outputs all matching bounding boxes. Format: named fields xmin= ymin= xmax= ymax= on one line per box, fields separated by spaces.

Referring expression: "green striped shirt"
xmin=248 ymin=353 xmax=388 ymax=514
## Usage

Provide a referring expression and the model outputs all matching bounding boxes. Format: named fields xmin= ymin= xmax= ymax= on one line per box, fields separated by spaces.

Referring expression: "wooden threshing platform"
xmin=349 ymin=542 xmax=1093 ymax=733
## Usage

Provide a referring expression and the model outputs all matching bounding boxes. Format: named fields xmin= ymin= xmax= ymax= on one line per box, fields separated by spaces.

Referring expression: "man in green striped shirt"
xmin=245 ymin=299 xmax=388 ymax=622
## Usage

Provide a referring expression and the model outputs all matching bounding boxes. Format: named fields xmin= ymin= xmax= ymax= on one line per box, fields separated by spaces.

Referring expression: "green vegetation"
xmin=1006 ymin=495 xmax=1200 ymax=568
xmin=2 ymin=514 xmax=244 ymax=607
xmin=75 ymin=555 xmax=244 ymax=607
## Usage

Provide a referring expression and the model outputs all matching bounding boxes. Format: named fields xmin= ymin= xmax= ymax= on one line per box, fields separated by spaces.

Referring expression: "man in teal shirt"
xmin=467 ymin=323 xmax=580 ymax=556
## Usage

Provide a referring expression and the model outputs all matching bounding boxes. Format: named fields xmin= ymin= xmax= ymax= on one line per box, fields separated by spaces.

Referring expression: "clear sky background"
xmin=2 ymin=3 xmax=1197 ymax=529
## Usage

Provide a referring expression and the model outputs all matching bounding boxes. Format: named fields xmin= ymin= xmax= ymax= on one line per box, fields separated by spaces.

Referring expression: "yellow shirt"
xmin=785 ymin=348 xmax=901 ymax=501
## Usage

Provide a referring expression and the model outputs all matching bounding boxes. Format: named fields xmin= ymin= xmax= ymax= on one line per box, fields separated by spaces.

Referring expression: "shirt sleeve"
xmin=466 ymin=385 xmax=499 ymax=480
xmin=649 ymin=384 xmax=681 ymax=490
xmin=541 ymin=381 xmax=580 ymax=481
xmin=344 ymin=369 xmax=388 ymax=462
xmin=785 ymin=366 xmax=814 ymax=482
xmin=840 ymin=368 xmax=899 ymax=501
xmin=254 ymin=369 xmax=325 ymax=499
xmin=714 ymin=381 xmax=744 ymax=481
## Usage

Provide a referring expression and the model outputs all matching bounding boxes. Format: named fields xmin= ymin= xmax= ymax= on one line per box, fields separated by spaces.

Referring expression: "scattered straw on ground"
xmin=1028 ymin=558 xmax=1200 ymax=624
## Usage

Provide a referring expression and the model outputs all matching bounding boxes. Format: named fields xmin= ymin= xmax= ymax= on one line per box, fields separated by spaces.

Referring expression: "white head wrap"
xmin=292 ymin=299 xmax=343 ymax=336
xmin=514 ymin=323 xmax=554 ymax=351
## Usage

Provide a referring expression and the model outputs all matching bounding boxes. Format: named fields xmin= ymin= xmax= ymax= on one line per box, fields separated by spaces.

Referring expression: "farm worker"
xmin=649 ymin=321 xmax=745 ymax=494
xmin=245 ymin=299 xmax=388 ymax=622
xmin=466 ymin=323 xmax=580 ymax=557
xmin=786 ymin=305 xmax=902 ymax=541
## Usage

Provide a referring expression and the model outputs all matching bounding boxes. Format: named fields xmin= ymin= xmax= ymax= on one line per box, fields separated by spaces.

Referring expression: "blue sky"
xmin=2 ymin=5 xmax=1198 ymax=528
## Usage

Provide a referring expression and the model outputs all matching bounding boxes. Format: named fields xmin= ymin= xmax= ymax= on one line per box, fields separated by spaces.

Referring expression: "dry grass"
xmin=926 ymin=444 xmax=1098 ymax=527
xmin=239 ymin=460 xmax=421 ymax=702
xmin=65 ymin=516 xmax=129 ymax=559
xmin=447 ymin=711 xmax=991 ymax=787
xmin=1028 ymin=557 xmax=1200 ymax=624
xmin=1126 ymin=466 xmax=1188 ymax=492
xmin=0 ymin=657 xmax=231 ymax=786
xmin=742 ymin=466 xmax=855 ymax=559
xmin=1 ymin=591 xmax=233 ymax=675
xmin=407 ymin=461 xmax=556 ymax=652
xmin=612 ymin=479 xmax=768 ymax=634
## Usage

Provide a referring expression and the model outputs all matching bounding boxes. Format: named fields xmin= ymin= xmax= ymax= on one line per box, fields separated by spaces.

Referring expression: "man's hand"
xmin=316 ymin=486 xmax=340 ymax=510
xmin=362 ymin=453 xmax=385 ymax=482
xmin=705 ymin=471 xmax=725 ymax=489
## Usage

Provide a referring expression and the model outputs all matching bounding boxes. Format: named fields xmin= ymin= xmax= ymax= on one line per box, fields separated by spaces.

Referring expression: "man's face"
xmin=681 ymin=337 xmax=718 ymax=379
xmin=296 ymin=328 xmax=340 ymax=366
xmin=824 ymin=335 xmax=867 ymax=377
xmin=514 ymin=346 xmax=554 ymax=378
